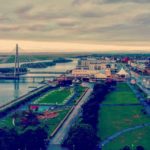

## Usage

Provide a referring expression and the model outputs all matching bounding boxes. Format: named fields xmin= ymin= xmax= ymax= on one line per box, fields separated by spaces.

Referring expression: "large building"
xmin=78 ymin=58 xmax=117 ymax=71
xmin=71 ymin=69 xmax=110 ymax=79
xmin=140 ymin=76 xmax=150 ymax=89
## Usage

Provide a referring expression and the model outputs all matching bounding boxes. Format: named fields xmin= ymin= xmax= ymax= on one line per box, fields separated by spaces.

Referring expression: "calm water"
xmin=29 ymin=59 xmax=77 ymax=72
xmin=0 ymin=81 xmax=41 ymax=106
xmin=0 ymin=59 xmax=77 ymax=106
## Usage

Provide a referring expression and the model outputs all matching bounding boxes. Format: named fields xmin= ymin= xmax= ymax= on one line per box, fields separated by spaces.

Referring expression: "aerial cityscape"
xmin=0 ymin=0 xmax=150 ymax=150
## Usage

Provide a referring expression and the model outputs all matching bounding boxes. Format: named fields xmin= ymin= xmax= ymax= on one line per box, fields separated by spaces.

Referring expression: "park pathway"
xmin=100 ymin=122 xmax=150 ymax=148
xmin=100 ymin=82 xmax=150 ymax=148
xmin=101 ymin=103 xmax=141 ymax=106
xmin=127 ymin=82 xmax=150 ymax=115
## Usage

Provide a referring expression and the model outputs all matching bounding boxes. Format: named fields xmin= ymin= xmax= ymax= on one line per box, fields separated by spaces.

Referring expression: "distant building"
xmin=78 ymin=58 xmax=116 ymax=70
xmin=72 ymin=69 xmax=99 ymax=77
xmin=116 ymin=68 xmax=129 ymax=78
xmin=141 ymin=77 xmax=150 ymax=89
xmin=72 ymin=69 xmax=108 ymax=79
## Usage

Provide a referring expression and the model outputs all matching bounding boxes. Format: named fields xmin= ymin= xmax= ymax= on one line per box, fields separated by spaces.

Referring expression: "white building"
xmin=116 ymin=68 xmax=129 ymax=77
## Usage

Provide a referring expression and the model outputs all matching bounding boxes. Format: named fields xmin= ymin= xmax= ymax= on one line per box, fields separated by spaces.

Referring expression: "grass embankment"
xmin=35 ymin=88 xmax=74 ymax=105
xmin=98 ymin=83 xmax=150 ymax=150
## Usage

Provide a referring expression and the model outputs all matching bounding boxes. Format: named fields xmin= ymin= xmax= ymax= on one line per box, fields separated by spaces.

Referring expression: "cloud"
xmin=0 ymin=16 xmax=10 ymax=23
xmin=15 ymin=5 xmax=33 ymax=14
xmin=102 ymin=0 xmax=150 ymax=3
xmin=132 ymin=13 xmax=150 ymax=25
xmin=72 ymin=0 xmax=150 ymax=5
xmin=0 ymin=0 xmax=149 ymax=45
xmin=0 ymin=25 xmax=20 ymax=31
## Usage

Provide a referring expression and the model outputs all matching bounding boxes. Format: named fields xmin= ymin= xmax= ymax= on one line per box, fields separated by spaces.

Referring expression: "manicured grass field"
xmin=103 ymin=126 xmax=150 ymax=150
xmin=40 ymin=109 xmax=70 ymax=135
xmin=98 ymin=106 xmax=150 ymax=140
xmin=74 ymin=86 xmax=87 ymax=102
xmin=98 ymin=83 xmax=150 ymax=149
xmin=35 ymin=88 xmax=74 ymax=105
xmin=103 ymin=83 xmax=138 ymax=104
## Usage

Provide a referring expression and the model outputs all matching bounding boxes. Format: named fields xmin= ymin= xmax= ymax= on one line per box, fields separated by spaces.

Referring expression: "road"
xmin=48 ymin=87 xmax=93 ymax=148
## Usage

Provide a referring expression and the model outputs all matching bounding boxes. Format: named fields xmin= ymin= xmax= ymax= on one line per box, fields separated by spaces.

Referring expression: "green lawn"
xmin=76 ymin=86 xmax=86 ymax=93
xmin=74 ymin=86 xmax=87 ymax=102
xmin=0 ymin=117 xmax=14 ymax=129
xmin=98 ymin=106 xmax=150 ymax=140
xmin=98 ymin=83 xmax=150 ymax=149
xmin=35 ymin=88 xmax=74 ymax=105
xmin=103 ymin=83 xmax=138 ymax=104
xmin=103 ymin=126 xmax=150 ymax=150
xmin=0 ymin=109 xmax=70 ymax=136
xmin=39 ymin=109 xmax=70 ymax=136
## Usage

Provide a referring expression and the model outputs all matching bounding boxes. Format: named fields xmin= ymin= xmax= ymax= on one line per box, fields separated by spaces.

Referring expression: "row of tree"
xmin=121 ymin=145 xmax=145 ymax=150
xmin=63 ymin=81 xmax=116 ymax=150
xmin=0 ymin=127 xmax=48 ymax=150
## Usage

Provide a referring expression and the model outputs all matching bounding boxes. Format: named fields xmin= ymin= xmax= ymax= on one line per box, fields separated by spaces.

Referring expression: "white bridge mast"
xmin=14 ymin=44 xmax=19 ymax=77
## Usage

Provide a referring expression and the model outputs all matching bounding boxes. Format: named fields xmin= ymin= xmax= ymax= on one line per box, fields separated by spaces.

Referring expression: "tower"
xmin=14 ymin=44 xmax=19 ymax=77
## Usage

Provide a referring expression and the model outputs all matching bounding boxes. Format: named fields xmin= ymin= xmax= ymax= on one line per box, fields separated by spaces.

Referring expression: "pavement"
xmin=128 ymin=82 xmax=150 ymax=115
xmin=48 ymin=87 xmax=93 ymax=149
xmin=101 ymin=103 xmax=141 ymax=106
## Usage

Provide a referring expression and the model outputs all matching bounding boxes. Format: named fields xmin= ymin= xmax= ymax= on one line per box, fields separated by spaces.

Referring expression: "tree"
xmin=122 ymin=146 xmax=131 ymax=150
xmin=63 ymin=82 xmax=114 ymax=150
xmin=0 ymin=128 xmax=19 ymax=150
xmin=136 ymin=146 xmax=145 ymax=150
xmin=63 ymin=123 xmax=99 ymax=150
xmin=18 ymin=127 xmax=48 ymax=150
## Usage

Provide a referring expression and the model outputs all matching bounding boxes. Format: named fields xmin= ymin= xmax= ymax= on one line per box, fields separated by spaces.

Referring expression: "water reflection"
xmin=14 ymin=80 xmax=19 ymax=99
xmin=0 ymin=59 xmax=78 ymax=106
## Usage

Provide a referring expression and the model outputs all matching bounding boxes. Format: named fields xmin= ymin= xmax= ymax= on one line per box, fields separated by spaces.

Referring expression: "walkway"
xmin=101 ymin=103 xmax=141 ymax=107
xmin=128 ymin=82 xmax=150 ymax=115
xmin=100 ymin=122 xmax=150 ymax=148
xmin=48 ymin=88 xmax=93 ymax=148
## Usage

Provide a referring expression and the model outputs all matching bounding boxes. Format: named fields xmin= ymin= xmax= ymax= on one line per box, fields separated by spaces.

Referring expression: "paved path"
xmin=128 ymin=82 xmax=150 ymax=115
xmin=48 ymin=88 xmax=93 ymax=149
xmin=101 ymin=103 xmax=141 ymax=107
xmin=100 ymin=122 xmax=150 ymax=148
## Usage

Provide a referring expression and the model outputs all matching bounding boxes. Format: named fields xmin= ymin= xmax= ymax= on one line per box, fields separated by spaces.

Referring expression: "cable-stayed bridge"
xmin=0 ymin=44 xmax=65 ymax=80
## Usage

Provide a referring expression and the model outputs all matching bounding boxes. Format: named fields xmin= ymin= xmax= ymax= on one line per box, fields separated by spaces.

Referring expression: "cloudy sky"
xmin=0 ymin=0 xmax=150 ymax=52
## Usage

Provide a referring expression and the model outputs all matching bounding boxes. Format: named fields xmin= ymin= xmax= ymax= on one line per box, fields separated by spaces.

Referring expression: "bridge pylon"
xmin=14 ymin=44 xmax=20 ymax=78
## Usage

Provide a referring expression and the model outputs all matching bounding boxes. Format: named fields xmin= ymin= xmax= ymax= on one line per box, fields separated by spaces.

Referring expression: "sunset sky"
xmin=0 ymin=0 xmax=150 ymax=53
